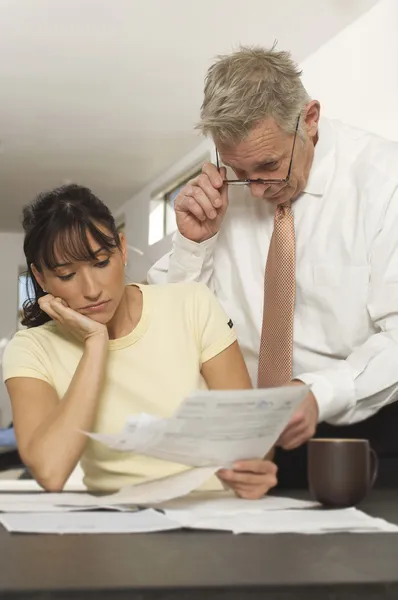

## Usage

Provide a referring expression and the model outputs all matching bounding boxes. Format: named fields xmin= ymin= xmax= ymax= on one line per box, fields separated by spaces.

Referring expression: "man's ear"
xmin=304 ymin=100 xmax=321 ymax=139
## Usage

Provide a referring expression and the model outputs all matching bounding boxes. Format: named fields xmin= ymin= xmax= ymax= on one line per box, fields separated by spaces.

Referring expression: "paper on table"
xmin=85 ymin=386 xmax=308 ymax=467
xmin=231 ymin=508 xmax=398 ymax=534
xmin=0 ymin=479 xmax=86 ymax=493
xmin=0 ymin=492 xmax=106 ymax=513
xmin=0 ymin=504 xmax=132 ymax=513
xmin=55 ymin=466 xmax=219 ymax=508
xmin=158 ymin=491 xmax=320 ymax=517
xmin=170 ymin=507 xmax=398 ymax=534
xmin=0 ymin=509 xmax=181 ymax=534
xmin=0 ymin=467 xmax=218 ymax=511
xmin=0 ymin=496 xmax=132 ymax=513
xmin=0 ymin=492 xmax=90 ymax=505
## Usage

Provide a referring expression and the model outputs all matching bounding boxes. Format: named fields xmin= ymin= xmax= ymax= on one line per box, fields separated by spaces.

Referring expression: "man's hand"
xmin=174 ymin=163 xmax=229 ymax=243
xmin=217 ymin=459 xmax=278 ymax=499
xmin=277 ymin=385 xmax=319 ymax=450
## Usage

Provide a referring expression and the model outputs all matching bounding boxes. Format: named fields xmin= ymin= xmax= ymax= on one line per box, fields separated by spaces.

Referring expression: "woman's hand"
xmin=217 ymin=459 xmax=278 ymax=499
xmin=39 ymin=295 xmax=108 ymax=343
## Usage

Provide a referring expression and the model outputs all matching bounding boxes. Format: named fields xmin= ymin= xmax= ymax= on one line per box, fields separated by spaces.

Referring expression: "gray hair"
xmin=197 ymin=45 xmax=310 ymax=146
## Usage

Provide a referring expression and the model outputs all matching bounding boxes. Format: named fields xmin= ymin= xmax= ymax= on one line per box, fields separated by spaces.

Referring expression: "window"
xmin=149 ymin=159 xmax=208 ymax=246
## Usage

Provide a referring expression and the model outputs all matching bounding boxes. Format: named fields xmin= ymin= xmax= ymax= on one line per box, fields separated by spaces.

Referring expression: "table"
xmin=1 ymin=490 xmax=398 ymax=600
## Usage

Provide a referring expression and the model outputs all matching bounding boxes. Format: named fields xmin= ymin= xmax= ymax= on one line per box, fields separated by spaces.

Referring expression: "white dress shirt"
xmin=148 ymin=118 xmax=398 ymax=425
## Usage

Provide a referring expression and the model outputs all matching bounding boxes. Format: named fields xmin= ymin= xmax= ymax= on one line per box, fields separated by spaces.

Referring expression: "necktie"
xmin=258 ymin=202 xmax=296 ymax=388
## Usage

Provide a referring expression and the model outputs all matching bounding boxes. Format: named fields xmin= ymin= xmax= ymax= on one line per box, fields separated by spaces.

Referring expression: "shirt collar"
xmin=303 ymin=117 xmax=335 ymax=196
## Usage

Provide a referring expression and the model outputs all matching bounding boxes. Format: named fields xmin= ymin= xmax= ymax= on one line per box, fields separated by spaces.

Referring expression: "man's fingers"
xmin=183 ymin=186 xmax=218 ymax=221
xmin=276 ymin=412 xmax=306 ymax=446
xmin=282 ymin=434 xmax=308 ymax=451
xmin=190 ymin=173 xmax=222 ymax=208
xmin=218 ymin=167 xmax=229 ymax=210
xmin=279 ymin=422 xmax=317 ymax=450
xmin=279 ymin=423 xmax=308 ymax=447
xmin=286 ymin=411 xmax=306 ymax=429
xmin=202 ymin=162 xmax=224 ymax=189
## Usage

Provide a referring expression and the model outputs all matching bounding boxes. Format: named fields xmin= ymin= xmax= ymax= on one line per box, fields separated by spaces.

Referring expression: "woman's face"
xmin=32 ymin=228 xmax=127 ymax=324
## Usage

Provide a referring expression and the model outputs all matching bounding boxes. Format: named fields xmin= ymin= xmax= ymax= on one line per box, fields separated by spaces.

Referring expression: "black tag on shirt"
xmin=227 ymin=319 xmax=234 ymax=329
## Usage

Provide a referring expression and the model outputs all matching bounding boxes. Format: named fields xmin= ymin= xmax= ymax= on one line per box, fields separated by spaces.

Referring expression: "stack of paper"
xmin=159 ymin=492 xmax=398 ymax=534
xmin=166 ymin=508 xmax=398 ymax=534
xmin=0 ymin=466 xmax=219 ymax=512
xmin=156 ymin=491 xmax=320 ymax=514
xmin=0 ymin=510 xmax=181 ymax=534
xmin=0 ymin=500 xmax=396 ymax=534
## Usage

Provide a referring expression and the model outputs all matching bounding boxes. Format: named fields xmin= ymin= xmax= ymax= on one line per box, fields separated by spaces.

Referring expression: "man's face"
xmin=219 ymin=103 xmax=319 ymax=205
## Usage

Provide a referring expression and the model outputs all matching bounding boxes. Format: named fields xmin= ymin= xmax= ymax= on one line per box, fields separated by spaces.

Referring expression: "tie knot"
xmin=275 ymin=202 xmax=292 ymax=221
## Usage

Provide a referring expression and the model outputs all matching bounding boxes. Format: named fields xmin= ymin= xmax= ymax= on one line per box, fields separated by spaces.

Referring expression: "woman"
xmin=3 ymin=184 xmax=277 ymax=497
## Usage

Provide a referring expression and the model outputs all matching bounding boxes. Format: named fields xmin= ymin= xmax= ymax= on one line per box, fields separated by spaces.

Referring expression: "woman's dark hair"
xmin=22 ymin=184 xmax=121 ymax=328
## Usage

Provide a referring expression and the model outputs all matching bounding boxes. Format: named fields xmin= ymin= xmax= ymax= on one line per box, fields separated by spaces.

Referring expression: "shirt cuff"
xmin=296 ymin=365 xmax=356 ymax=423
xmin=174 ymin=230 xmax=219 ymax=257
xmin=169 ymin=231 xmax=219 ymax=281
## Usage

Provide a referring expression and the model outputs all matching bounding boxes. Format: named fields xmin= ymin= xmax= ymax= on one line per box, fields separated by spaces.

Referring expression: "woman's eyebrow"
xmin=54 ymin=247 xmax=106 ymax=268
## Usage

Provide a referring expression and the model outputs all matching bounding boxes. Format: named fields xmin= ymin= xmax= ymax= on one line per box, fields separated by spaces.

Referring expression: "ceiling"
xmin=0 ymin=0 xmax=379 ymax=231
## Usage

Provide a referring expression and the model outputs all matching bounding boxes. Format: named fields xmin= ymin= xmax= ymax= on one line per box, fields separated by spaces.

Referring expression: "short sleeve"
xmin=2 ymin=330 xmax=52 ymax=385
xmin=190 ymin=283 xmax=237 ymax=364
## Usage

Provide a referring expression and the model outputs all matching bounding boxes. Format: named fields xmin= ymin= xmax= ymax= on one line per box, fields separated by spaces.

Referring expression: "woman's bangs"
xmin=38 ymin=219 xmax=119 ymax=271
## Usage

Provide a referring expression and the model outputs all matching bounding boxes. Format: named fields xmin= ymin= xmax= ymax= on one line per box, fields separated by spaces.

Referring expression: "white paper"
xmin=0 ymin=479 xmax=86 ymax=493
xmin=158 ymin=492 xmax=320 ymax=519
xmin=0 ymin=504 xmax=132 ymax=513
xmin=0 ymin=509 xmax=181 ymax=534
xmin=170 ymin=507 xmax=398 ymax=534
xmin=0 ymin=492 xmax=99 ymax=513
xmin=0 ymin=492 xmax=89 ymax=505
xmin=0 ymin=467 xmax=217 ymax=512
xmin=57 ymin=466 xmax=219 ymax=508
xmin=86 ymin=386 xmax=307 ymax=467
xmin=101 ymin=466 xmax=218 ymax=505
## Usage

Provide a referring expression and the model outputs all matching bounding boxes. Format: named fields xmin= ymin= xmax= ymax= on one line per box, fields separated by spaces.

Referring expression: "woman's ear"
xmin=118 ymin=233 xmax=128 ymax=266
xmin=31 ymin=264 xmax=47 ymax=293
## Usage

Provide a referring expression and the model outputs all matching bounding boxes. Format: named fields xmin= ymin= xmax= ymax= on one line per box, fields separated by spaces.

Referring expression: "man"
xmin=148 ymin=46 xmax=398 ymax=486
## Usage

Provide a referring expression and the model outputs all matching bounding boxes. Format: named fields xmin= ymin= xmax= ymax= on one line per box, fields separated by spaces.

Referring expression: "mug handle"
xmin=369 ymin=447 xmax=379 ymax=488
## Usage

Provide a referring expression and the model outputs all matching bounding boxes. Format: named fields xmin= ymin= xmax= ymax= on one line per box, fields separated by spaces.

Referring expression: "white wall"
xmin=0 ymin=233 xmax=24 ymax=427
xmin=301 ymin=0 xmax=398 ymax=141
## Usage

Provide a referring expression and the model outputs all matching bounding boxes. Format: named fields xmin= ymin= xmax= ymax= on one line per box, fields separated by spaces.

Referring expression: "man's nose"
xmin=250 ymin=181 xmax=271 ymax=199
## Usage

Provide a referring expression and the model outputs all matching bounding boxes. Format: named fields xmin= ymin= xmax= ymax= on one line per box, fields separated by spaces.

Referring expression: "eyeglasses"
xmin=215 ymin=114 xmax=300 ymax=186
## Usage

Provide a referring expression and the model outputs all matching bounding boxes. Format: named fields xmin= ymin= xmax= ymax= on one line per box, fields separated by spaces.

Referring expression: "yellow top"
xmin=3 ymin=283 xmax=236 ymax=491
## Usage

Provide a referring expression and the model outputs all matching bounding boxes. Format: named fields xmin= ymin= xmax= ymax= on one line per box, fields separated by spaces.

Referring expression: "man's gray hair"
xmin=198 ymin=45 xmax=310 ymax=146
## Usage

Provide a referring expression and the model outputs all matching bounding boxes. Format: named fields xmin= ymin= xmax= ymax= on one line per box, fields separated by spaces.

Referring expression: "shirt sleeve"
xmin=2 ymin=330 xmax=52 ymax=385
xmin=147 ymin=230 xmax=219 ymax=290
xmin=188 ymin=283 xmax=237 ymax=365
xmin=297 ymin=186 xmax=398 ymax=425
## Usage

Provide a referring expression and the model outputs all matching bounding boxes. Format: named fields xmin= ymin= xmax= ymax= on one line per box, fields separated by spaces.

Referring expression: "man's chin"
xmin=266 ymin=194 xmax=289 ymax=205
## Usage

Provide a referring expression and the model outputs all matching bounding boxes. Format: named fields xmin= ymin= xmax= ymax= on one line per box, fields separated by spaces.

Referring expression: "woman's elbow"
xmin=21 ymin=449 xmax=68 ymax=492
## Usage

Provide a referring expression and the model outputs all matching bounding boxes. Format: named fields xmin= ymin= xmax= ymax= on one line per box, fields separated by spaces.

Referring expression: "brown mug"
xmin=308 ymin=438 xmax=379 ymax=507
